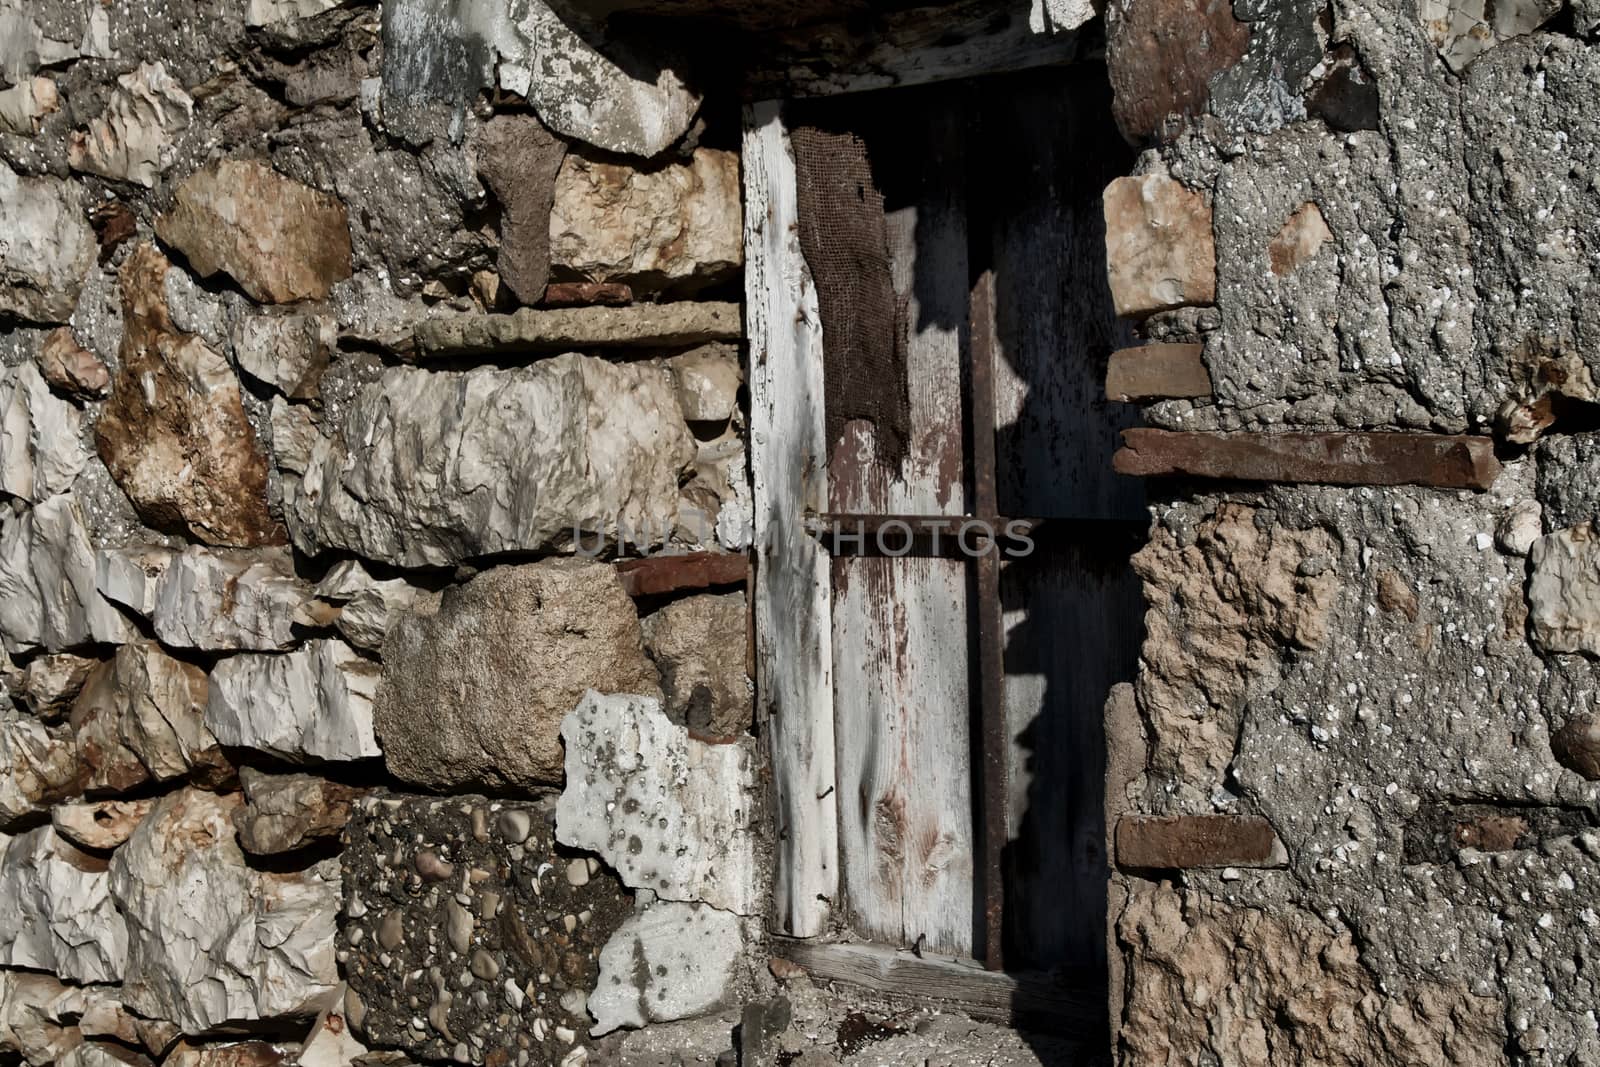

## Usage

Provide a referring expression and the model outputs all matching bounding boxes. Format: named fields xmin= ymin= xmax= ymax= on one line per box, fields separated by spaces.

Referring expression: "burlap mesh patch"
xmin=789 ymin=123 xmax=911 ymax=473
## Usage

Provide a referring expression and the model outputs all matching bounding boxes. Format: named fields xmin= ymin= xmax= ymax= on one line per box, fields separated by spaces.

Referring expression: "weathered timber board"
xmin=979 ymin=66 xmax=1144 ymax=971
xmin=823 ymin=92 xmax=976 ymax=958
xmin=744 ymin=102 xmax=838 ymax=939
xmin=1112 ymin=428 xmax=1502 ymax=489
xmin=774 ymin=939 xmax=1109 ymax=1038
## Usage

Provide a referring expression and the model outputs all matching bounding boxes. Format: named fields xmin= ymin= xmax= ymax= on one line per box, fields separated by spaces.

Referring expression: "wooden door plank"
xmin=744 ymin=101 xmax=839 ymax=939
xmin=827 ymin=96 xmax=976 ymax=958
xmin=978 ymin=67 xmax=1144 ymax=970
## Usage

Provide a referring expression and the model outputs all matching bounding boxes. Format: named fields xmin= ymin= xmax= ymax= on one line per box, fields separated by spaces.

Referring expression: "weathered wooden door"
xmin=748 ymin=64 xmax=1142 ymax=973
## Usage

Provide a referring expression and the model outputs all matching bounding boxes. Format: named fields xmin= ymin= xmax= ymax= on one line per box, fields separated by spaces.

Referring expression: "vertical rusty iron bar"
xmin=970 ymin=267 xmax=1007 ymax=972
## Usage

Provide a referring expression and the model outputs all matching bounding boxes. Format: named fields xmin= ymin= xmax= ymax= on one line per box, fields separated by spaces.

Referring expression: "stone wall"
xmin=1100 ymin=2 xmax=1600 ymax=1065
xmin=0 ymin=0 xmax=761 ymax=1063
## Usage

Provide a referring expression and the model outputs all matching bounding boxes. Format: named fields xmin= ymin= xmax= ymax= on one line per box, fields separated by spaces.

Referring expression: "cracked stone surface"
xmin=284 ymin=355 xmax=695 ymax=569
xmin=206 ymin=639 xmax=381 ymax=764
xmin=0 ymin=825 xmax=128 ymax=984
xmin=340 ymin=793 xmax=632 ymax=1064
xmin=0 ymin=361 xmax=86 ymax=504
xmin=109 ymin=788 xmax=341 ymax=1034
xmin=149 ymin=545 xmax=311 ymax=652
xmin=67 ymin=61 xmax=193 ymax=187
xmin=558 ymin=692 xmax=759 ymax=915
xmin=0 ymin=493 xmax=134 ymax=654
xmin=0 ymin=163 xmax=95 ymax=325
xmin=69 ymin=640 xmax=222 ymax=794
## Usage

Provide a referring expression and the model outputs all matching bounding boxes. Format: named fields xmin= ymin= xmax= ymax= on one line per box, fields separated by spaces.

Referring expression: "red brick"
xmin=1115 ymin=814 xmax=1285 ymax=870
xmin=1106 ymin=343 xmax=1212 ymax=402
xmin=1112 ymin=429 xmax=1501 ymax=491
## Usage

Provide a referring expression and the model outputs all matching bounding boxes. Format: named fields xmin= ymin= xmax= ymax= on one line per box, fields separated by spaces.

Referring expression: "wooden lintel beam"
xmin=1112 ymin=429 xmax=1501 ymax=491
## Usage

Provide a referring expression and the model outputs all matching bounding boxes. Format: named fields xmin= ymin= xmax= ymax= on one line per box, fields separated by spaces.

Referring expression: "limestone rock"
xmin=0 ymin=77 xmax=60 ymax=136
xmin=109 ymin=789 xmax=342 ymax=1033
xmin=94 ymin=545 xmax=176 ymax=620
xmin=1528 ymin=524 xmax=1600 ymax=656
xmin=206 ymin=639 xmax=381 ymax=763
xmin=413 ymin=302 xmax=741 ymax=358
xmin=52 ymin=799 xmax=156 ymax=851
xmin=1030 ymin=0 xmax=1095 ymax=34
xmin=380 ymin=0 xmax=701 ymax=156
xmin=68 ymin=63 xmax=194 ymax=188
xmin=233 ymin=768 xmax=360 ymax=855
xmin=300 ymin=561 xmax=437 ymax=653
xmin=162 ymin=1042 xmax=291 ymax=1067
xmin=0 ymin=361 xmax=86 ymax=503
xmin=268 ymin=398 xmax=320 ymax=476
xmin=1102 ymin=172 xmax=1216 ymax=318
xmin=640 ymin=593 xmax=751 ymax=738
xmin=550 ymin=149 xmax=741 ymax=295
xmin=0 ymin=970 xmax=98 ymax=1066
xmin=0 ymin=163 xmax=96 ymax=324
xmin=0 ymin=494 xmax=134 ymax=654
xmin=667 ymin=344 xmax=741 ymax=423
xmin=376 ymin=561 xmax=660 ymax=790
xmin=69 ymin=641 xmax=220 ymax=794
xmin=231 ymin=313 xmax=335 ymax=397
xmin=588 ymin=902 xmax=742 ymax=1036
xmin=340 ymin=794 xmax=633 ymax=1063
xmin=151 ymin=546 xmax=311 ymax=651
xmin=17 ymin=653 xmax=99 ymax=719
xmin=473 ymin=114 xmax=567 ymax=305
xmin=558 ymin=692 xmax=757 ymax=914
xmin=0 ymin=718 xmax=82 ymax=828
xmin=59 ymin=1044 xmax=156 ymax=1067
xmin=0 ymin=2 xmax=80 ymax=87
xmin=246 ymin=0 xmax=342 ymax=26
xmin=297 ymin=992 xmax=367 ymax=1067
xmin=513 ymin=2 xmax=700 ymax=158
xmin=286 ymin=356 xmax=694 ymax=568
xmin=38 ymin=328 xmax=111 ymax=400
xmin=96 ymin=245 xmax=283 ymax=547
xmin=1420 ymin=0 xmax=1562 ymax=72
xmin=156 ymin=160 xmax=353 ymax=304
xmin=0 ymin=826 xmax=128 ymax=983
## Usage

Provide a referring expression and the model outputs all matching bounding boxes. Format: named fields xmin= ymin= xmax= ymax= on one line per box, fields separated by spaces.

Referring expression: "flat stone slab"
xmin=1112 ymin=429 xmax=1501 ymax=490
xmin=1105 ymin=343 xmax=1213 ymax=402
xmin=413 ymin=302 xmax=741 ymax=359
xmin=1115 ymin=814 xmax=1286 ymax=870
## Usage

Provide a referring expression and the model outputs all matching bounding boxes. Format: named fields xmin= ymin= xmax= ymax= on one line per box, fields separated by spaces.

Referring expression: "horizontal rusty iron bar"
xmin=615 ymin=551 xmax=747 ymax=597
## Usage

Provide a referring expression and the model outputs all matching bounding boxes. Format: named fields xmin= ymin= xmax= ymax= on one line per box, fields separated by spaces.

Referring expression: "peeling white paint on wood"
xmin=744 ymin=101 xmax=838 ymax=940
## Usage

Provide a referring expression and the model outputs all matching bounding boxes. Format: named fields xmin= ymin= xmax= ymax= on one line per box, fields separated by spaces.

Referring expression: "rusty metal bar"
xmin=970 ymin=266 xmax=1007 ymax=972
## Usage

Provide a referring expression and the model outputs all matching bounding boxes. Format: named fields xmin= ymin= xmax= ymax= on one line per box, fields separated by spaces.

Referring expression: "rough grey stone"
xmin=0 ymin=163 xmax=94 ymax=327
xmin=0 ymin=717 xmax=81 ymax=830
xmin=233 ymin=767 xmax=361 ymax=855
xmin=286 ymin=355 xmax=695 ymax=569
xmin=376 ymin=561 xmax=660 ymax=790
xmin=150 ymin=546 xmax=312 ymax=652
xmin=340 ymin=793 xmax=632 ymax=1064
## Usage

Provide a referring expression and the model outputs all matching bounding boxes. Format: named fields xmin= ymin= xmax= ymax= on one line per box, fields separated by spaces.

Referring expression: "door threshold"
xmin=771 ymin=938 xmax=1107 ymax=1041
